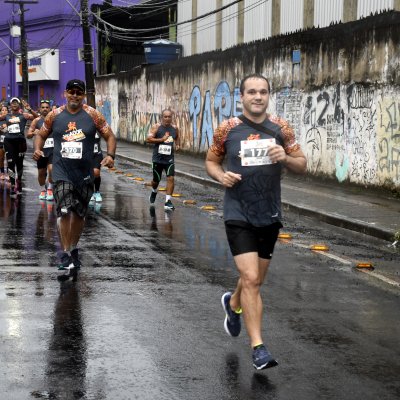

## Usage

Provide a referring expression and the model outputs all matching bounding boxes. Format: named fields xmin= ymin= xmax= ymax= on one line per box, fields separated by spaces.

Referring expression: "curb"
xmin=116 ymin=152 xmax=395 ymax=242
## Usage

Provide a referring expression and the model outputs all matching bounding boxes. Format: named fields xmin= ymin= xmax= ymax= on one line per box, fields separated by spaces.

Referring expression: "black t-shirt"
xmin=5 ymin=113 xmax=29 ymax=139
xmin=151 ymin=123 xmax=178 ymax=164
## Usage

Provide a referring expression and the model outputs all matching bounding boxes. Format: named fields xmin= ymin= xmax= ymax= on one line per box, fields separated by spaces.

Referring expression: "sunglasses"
xmin=40 ymin=100 xmax=51 ymax=104
xmin=67 ymin=89 xmax=85 ymax=96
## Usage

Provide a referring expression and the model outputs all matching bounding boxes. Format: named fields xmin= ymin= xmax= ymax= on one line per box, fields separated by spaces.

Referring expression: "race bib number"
xmin=241 ymin=138 xmax=275 ymax=166
xmin=43 ymin=138 xmax=54 ymax=148
xmin=8 ymin=124 xmax=20 ymax=134
xmin=94 ymin=143 xmax=99 ymax=153
xmin=0 ymin=135 xmax=4 ymax=143
xmin=158 ymin=144 xmax=171 ymax=155
xmin=61 ymin=141 xmax=83 ymax=159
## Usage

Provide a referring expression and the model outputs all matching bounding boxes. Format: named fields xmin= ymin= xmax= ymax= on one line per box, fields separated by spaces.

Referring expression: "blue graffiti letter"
xmin=189 ymin=86 xmax=201 ymax=141
xmin=200 ymin=90 xmax=213 ymax=149
xmin=214 ymin=81 xmax=232 ymax=125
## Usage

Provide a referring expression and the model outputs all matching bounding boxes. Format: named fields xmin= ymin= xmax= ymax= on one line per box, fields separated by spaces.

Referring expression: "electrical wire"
xmin=91 ymin=0 xmax=244 ymax=33
xmin=91 ymin=0 xmax=265 ymax=43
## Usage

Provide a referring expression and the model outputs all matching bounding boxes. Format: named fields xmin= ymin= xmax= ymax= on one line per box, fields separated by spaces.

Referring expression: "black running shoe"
xmin=221 ymin=292 xmax=241 ymax=337
xmin=57 ymin=252 xmax=77 ymax=282
xmin=149 ymin=191 xmax=157 ymax=204
xmin=252 ymin=345 xmax=278 ymax=370
xmin=71 ymin=248 xmax=81 ymax=269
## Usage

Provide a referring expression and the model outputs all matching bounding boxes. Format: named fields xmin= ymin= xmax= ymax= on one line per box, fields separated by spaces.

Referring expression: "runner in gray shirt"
xmin=33 ymin=79 xmax=116 ymax=281
xmin=206 ymin=74 xmax=307 ymax=370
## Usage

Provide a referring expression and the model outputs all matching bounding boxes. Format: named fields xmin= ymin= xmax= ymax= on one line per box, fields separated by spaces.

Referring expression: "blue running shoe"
xmin=221 ymin=292 xmax=241 ymax=337
xmin=252 ymin=345 xmax=278 ymax=370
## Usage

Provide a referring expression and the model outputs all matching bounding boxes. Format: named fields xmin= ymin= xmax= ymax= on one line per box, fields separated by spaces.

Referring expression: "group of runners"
xmin=1 ymin=79 xmax=116 ymax=282
xmin=1 ymin=73 xmax=307 ymax=371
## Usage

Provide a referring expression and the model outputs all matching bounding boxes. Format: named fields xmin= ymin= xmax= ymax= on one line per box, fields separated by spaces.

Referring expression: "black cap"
xmin=66 ymin=79 xmax=85 ymax=92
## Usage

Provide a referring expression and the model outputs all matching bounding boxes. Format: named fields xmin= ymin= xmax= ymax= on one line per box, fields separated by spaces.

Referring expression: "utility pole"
xmin=4 ymin=0 xmax=38 ymax=101
xmin=80 ymin=0 xmax=95 ymax=108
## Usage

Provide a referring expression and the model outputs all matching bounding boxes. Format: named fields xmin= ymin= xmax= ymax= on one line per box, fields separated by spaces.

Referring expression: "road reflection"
xmin=45 ymin=283 xmax=87 ymax=398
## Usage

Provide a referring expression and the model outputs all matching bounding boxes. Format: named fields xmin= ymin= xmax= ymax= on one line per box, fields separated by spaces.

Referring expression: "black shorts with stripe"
xmin=152 ymin=162 xmax=175 ymax=182
xmin=53 ymin=181 xmax=94 ymax=218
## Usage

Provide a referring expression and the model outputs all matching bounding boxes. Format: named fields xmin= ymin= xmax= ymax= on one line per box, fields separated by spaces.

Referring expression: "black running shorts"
xmin=53 ymin=181 xmax=94 ymax=218
xmin=93 ymin=151 xmax=103 ymax=170
xmin=4 ymin=137 xmax=27 ymax=162
xmin=152 ymin=162 xmax=175 ymax=182
xmin=36 ymin=154 xmax=53 ymax=170
xmin=225 ymin=220 xmax=282 ymax=259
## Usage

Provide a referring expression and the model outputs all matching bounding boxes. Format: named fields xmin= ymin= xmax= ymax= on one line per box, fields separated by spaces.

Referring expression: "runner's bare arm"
xmin=32 ymin=118 xmax=51 ymax=161
xmin=205 ymin=149 xmax=242 ymax=188
xmin=146 ymin=123 xmax=168 ymax=144
xmin=21 ymin=100 xmax=39 ymax=119
xmin=99 ymin=128 xmax=117 ymax=168
xmin=26 ymin=117 xmax=39 ymax=139
xmin=175 ymin=126 xmax=180 ymax=151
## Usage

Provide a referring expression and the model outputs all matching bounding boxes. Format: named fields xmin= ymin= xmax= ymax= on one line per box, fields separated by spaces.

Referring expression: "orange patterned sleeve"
xmin=39 ymin=106 xmax=65 ymax=135
xmin=268 ymin=114 xmax=300 ymax=154
xmin=84 ymin=104 xmax=112 ymax=136
xmin=209 ymin=117 xmax=241 ymax=157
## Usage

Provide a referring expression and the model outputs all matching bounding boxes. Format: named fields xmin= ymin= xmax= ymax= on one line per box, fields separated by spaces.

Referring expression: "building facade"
xmin=0 ymin=1 xmax=102 ymax=109
xmin=177 ymin=0 xmax=400 ymax=56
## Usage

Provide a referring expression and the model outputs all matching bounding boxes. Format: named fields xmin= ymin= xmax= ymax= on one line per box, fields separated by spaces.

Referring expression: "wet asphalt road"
xmin=0 ymin=158 xmax=399 ymax=400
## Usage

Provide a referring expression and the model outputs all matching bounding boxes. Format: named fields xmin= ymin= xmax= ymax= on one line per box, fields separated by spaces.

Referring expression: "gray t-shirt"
xmin=210 ymin=115 xmax=300 ymax=227
xmin=40 ymin=105 xmax=111 ymax=185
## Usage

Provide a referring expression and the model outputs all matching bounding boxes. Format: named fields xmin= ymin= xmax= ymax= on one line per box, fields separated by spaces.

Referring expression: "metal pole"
xmin=4 ymin=0 xmax=38 ymax=100
xmin=19 ymin=2 xmax=29 ymax=100
xmin=80 ymin=0 xmax=95 ymax=108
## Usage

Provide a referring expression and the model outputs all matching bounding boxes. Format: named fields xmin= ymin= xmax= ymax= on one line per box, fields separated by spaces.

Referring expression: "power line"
xmin=91 ymin=0 xmax=244 ymax=33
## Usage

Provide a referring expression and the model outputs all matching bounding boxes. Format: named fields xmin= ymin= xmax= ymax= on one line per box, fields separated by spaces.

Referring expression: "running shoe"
xmin=10 ymin=187 xmax=17 ymax=199
xmin=57 ymin=252 xmax=77 ymax=282
xmin=70 ymin=248 xmax=82 ymax=269
xmin=164 ymin=200 xmax=175 ymax=210
xmin=16 ymin=179 xmax=22 ymax=195
xmin=39 ymin=190 xmax=47 ymax=200
xmin=252 ymin=345 xmax=278 ymax=370
xmin=149 ymin=191 xmax=157 ymax=204
xmin=94 ymin=192 xmax=102 ymax=202
xmin=90 ymin=193 xmax=96 ymax=202
xmin=57 ymin=252 xmax=73 ymax=270
xmin=46 ymin=188 xmax=54 ymax=201
xmin=221 ymin=292 xmax=241 ymax=337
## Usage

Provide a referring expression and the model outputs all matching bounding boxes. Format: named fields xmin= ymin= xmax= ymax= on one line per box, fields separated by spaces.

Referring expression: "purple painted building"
xmin=0 ymin=0 xmax=105 ymax=109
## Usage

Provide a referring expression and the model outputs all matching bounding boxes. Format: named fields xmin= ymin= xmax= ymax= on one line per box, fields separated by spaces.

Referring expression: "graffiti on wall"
xmin=95 ymin=78 xmax=400 ymax=188
xmin=188 ymin=82 xmax=241 ymax=152
xmin=378 ymin=98 xmax=400 ymax=182
xmin=277 ymin=84 xmax=381 ymax=184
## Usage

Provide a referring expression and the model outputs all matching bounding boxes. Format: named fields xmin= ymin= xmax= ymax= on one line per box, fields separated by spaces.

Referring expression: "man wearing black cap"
xmin=0 ymin=97 xmax=38 ymax=197
xmin=33 ymin=79 xmax=117 ymax=281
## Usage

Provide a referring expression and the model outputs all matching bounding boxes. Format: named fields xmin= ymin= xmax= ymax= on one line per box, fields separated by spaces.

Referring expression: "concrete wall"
xmin=95 ymin=11 xmax=400 ymax=190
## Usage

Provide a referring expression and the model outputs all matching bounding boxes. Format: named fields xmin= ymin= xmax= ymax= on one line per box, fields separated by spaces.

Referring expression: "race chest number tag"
xmin=241 ymin=138 xmax=275 ymax=166
xmin=8 ymin=124 xmax=20 ymax=134
xmin=61 ymin=141 xmax=83 ymax=159
xmin=158 ymin=144 xmax=171 ymax=155
xmin=43 ymin=138 xmax=54 ymax=148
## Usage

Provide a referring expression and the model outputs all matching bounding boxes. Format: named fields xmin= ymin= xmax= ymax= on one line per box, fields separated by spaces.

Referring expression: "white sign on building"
xmin=15 ymin=48 xmax=59 ymax=82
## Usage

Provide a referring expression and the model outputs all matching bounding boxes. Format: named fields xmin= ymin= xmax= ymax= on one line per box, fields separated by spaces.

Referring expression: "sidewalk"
xmin=115 ymin=141 xmax=400 ymax=243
